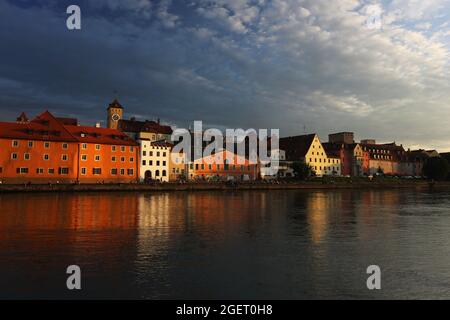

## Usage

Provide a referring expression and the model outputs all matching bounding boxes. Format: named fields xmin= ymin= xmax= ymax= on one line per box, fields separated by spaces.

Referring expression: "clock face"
xmin=111 ymin=113 xmax=120 ymax=121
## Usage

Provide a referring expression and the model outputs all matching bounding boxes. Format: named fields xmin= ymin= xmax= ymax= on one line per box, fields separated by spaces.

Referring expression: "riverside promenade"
xmin=0 ymin=180 xmax=447 ymax=193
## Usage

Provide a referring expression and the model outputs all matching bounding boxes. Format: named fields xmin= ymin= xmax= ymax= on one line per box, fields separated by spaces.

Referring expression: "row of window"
xmin=309 ymin=158 xmax=339 ymax=164
xmin=11 ymin=153 xmax=69 ymax=161
xmin=142 ymin=151 xmax=167 ymax=157
xmin=10 ymin=167 xmax=134 ymax=176
xmin=190 ymin=163 xmax=253 ymax=171
xmin=11 ymin=140 xmax=135 ymax=153
xmin=81 ymin=155 xmax=134 ymax=162
xmin=81 ymin=168 xmax=134 ymax=176
xmin=15 ymin=167 xmax=70 ymax=175
xmin=10 ymin=153 xmax=135 ymax=162
xmin=142 ymin=160 xmax=167 ymax=166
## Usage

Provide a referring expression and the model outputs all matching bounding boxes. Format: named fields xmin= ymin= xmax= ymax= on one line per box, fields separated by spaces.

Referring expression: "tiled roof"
xmin=118 ymin=119 xmax=173 ymax=135
xmin=279 ymin=134 xmax=316 ymax=161
xmin=107 ymin=99 xmax=123 ymax=109
xmin=56 ymin=117 xmax=78 ymax=126
xmin=150 ymin=140 xmax=173 ymax=148
xmin=65 ymin=125 xmax=138 ymax=146
xmin=322 ymin=142 xmax=343 ymax=158
xmin=0 ymin=111 xmax=137 ymax=146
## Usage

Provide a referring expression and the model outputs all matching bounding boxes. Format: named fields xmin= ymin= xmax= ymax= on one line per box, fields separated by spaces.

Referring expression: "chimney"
xmin=130 ymin=117 xmax=136 ymax=121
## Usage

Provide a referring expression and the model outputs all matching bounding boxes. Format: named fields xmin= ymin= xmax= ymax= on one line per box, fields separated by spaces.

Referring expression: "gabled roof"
xmin=65 ymin=125 xmax=138 ymax=146
xmin=0 ymin=111 xmax=137 ymax=146
xmin=279 ymin=134 xmax=316 ymax=161
xmin=0 ymin=110 xmax=78 ymax=142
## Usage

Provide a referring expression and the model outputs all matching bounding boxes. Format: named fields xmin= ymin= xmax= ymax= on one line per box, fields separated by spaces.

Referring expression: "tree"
xmin=292 ymin=161 xmax=315 ymax=180
xmin=423 ymin=157 xmax=449 ymax=181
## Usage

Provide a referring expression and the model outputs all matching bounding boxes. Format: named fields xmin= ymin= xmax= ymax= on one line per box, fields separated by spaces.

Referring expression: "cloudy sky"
xmin=1 ymin=0 xmax=450 ymax=150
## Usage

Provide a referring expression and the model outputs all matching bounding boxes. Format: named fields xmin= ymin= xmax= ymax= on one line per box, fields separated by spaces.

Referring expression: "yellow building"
xmin=280 ymin=133 xmax=341 ymax=177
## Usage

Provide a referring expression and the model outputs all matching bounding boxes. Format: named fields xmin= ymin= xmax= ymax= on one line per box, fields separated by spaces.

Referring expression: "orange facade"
xmin=0 ymin=111 xmax=139 ymax=184
xmin=189 ymin=150 xmax=258 ymax=181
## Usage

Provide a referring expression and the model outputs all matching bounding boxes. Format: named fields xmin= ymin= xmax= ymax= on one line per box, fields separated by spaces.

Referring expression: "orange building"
xmin=188 ymin=149 xmax=258 ymax=181
xmin=0 ymin=111 xmax=139 ymax=184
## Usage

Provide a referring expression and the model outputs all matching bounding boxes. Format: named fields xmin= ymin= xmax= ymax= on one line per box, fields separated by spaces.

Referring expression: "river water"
xmin=1 ymin=189 xmax=450 ymax=299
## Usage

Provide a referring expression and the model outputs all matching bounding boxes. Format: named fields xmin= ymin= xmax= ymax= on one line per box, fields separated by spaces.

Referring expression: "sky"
xmin=1 ymin=0 xmax=450 ymax=150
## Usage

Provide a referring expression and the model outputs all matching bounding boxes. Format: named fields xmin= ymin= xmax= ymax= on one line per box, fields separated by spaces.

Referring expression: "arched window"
xmin=162 ymin=170 xmax=166 ymax=177
xmin=156 ymin=170 xmax=160 ymax=176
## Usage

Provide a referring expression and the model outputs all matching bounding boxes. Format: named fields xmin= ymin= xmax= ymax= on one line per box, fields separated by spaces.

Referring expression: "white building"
xmin=140 ymin=140 xmax=171 ymax=182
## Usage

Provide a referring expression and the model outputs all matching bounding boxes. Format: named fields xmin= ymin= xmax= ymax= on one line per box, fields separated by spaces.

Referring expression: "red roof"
xmin=0 ymin=111 xmax=137 ymax=146
xmin=279 ymin=134 xmax=316 ymax=161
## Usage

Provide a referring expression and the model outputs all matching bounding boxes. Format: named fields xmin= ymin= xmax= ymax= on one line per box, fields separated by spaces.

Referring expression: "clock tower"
xmin=107 ymin=99 xmax=123 ymax=129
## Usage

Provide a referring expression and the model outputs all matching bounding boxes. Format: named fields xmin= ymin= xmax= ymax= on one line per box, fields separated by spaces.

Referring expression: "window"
xmin=36 ymin=168 xmax=44 ymax=174
xmin=17 ymin=168 xmax=29 ymax=174
xmin=190 ymin=164 xmax=193 ymax=170
xmin=28 ymin=141 xmax=33 ymax=148
xmin=142 ymin=160 xmax=146 ymax=166
xmin=121 ymin=146 xmax=125 ymax=152
xmin=111 ymin=169 xmax=118 ymax=175
xmin=62 ymin=154 xmax=68 ymax=161
xmin=150 ymin=151 xmax=153 ymax=156
xmin=130 ymin=157 xmax=134 ymax=162
xmin=81 ymin=154 xmax=87 ymax=161
xmin=24 ymin=153 xmax=30 ymax=160
xmin=82 ymin=143 xmax=87 ymax=150
xmin=95 ymin=144 xmax=100 ymax=150
xmin=59 ymin=167 xmax=69 ymax=175
xmin=120 ymin=169 xmax=125 ymax=175
xmin=157 ymin=152 xmax=160 ymax=157
xmin=62 ymin=143 xmax=68 ymax=149
xmin=81 ymin=168 xmax=87 ymax=175
xmin=157 ymin=161 xmax=160 ymax=166
xmin=111 ymin=145 xmax=116 ymax=152
xmin=43 ymin=154 xmax=49 ymax=161
xmin=143 ymin=151 xmax=147 ymax=156
xmin=209 ymin=164 xmax=212 ymax=170
xmin=162 ymin=170 xmax=166 ymax=177
xmin=11 ymin=153 xmax=18 ymax=160
xmin=201 ymin=164 xmax=204 ymax=170
xmin=121 ymin=157 xmax=125 ymax=162
xmin=112 ymin=156 xmax=116 ymax=162
xmin=0 ymin=167 xmax=2 ymax=173
xmin=130 ymin=146 xmax=134 ymax=152
xmin=95 ymin=155 xmax=100 ymax=161
xmin=163 ymin=152 xmax=166 ymax=157
xmin=12 ymin=140 xmax=19 ymax=147
xmin=195 ymin=164 xmax=199 ymax=170
xmin=44 ymin=142 xmax=50 ymax=149
xmin=156 ymin=170 xmax=160 ymax=176
xmin=48 ymin=168 xmax=54 ymax=174
xmin=162 ymin=161 xmax=166 ymax=166
xmin=92 ymin=168 xmax=102 ymax=175
xmin=127 ymin=169 xmax=134 ymax=175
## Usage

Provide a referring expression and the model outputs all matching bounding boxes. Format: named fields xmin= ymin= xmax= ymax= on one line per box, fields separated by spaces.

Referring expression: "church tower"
xmin=107 ymin=99 xmax=123 ymax=129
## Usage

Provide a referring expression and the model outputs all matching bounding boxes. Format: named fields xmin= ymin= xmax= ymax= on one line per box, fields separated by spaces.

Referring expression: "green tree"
xmin=292 ymin=161 xmax=315 ymax=180
xmin=423 ymin=157 xmax=449 ymax=181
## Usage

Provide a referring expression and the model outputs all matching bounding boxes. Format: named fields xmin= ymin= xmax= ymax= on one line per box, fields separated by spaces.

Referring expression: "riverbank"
xmin=0 ymin=180 xmax=449 ymax=193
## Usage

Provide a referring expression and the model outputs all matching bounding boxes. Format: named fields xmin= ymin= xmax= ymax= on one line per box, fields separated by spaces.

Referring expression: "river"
xmin=1 ymin=189 xmax=450 ymax=299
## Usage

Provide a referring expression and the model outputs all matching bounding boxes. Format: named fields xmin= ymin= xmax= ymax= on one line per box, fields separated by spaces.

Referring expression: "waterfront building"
xmin=0 ymin=111 xmax=139 ymax=184
xmin=188 ymin=149 xmax=258 ymax=181
xmin=140 ymin=140 xmax=171 ymax=182
xmin=408 ymin=149 xmax=440 ymax=176
xmin=360 ymin=140 xmax=413 ymax=176
xmin=260 ymin=149 xmax=294 ymax=179
xmin=169 ymin=150 xmax=187 ymax=181
xmin=280 ymin=133 xmax=341 ymax=176
xmin=323 ymin=132 xmax=369 ymax=176
xmin=105 ymin=99 xmax=174 ymax=182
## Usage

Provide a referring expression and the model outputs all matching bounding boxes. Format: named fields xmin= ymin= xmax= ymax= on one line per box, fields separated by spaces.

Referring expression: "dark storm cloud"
xmin=1 ymin=0 xmax=450 ymax=150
